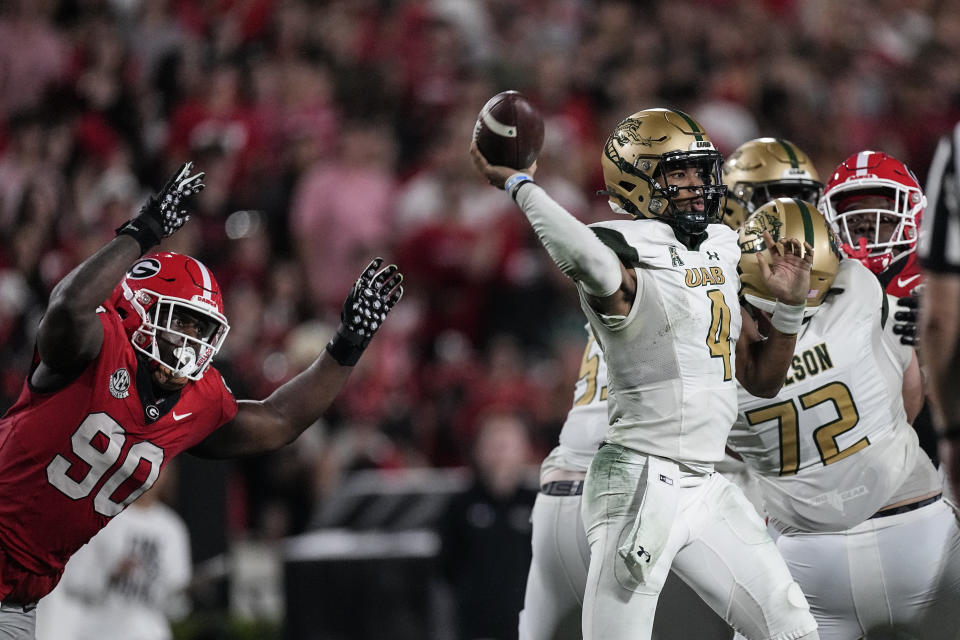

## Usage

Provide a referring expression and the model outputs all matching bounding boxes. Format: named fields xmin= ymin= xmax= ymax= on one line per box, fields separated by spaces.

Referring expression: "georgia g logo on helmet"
xmin=128 ymin=258 xmax=162 ymax=280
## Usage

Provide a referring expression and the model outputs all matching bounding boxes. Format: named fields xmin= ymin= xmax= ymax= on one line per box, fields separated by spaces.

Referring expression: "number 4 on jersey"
xmin=706 ymin=289 xmax=732 ymax=381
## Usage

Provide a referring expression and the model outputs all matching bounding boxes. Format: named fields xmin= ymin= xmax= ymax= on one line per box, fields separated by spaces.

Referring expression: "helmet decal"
xmin=611 ymin=118 xmax=662 ymax=149
xmin=108 ymin=252 xmax=229 ymax=381
xmin=128 ymin=258 xmax=162 ymax=279
xmin=740 ymin=209 xmax=784 ymax=253
xmin=739 ymin=198 xmax=840 ymax=317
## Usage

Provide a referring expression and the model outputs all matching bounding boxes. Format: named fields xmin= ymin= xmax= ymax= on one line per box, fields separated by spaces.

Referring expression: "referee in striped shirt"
xmin=919 ymin=121 xmax=960 ymax=501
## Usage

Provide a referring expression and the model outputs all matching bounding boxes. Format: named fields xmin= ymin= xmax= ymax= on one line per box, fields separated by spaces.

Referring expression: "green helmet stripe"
xmin=777 ymin=139 xmax=800 ymax=168
xmin=671 ymin=109 xmax=704 ymax=142
xmin=794 ymin=198 xmax=816 ymax=246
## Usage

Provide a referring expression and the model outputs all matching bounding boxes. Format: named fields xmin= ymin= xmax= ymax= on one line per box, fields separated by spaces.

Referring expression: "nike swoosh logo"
xmin=172 ymin=411 xmax=193 ymax=421
xmin=897 ymin=274 xmax=921 ymax=289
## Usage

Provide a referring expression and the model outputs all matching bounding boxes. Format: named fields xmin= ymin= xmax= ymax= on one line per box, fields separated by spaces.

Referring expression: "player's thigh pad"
xmin=776 ymin=498 xmax=960 ymax=640
xmin=519 ymin=492 xmax=590 ymax=640
xmin=581 ymin=446 xmax=681 ymax=640
xmin=670 ymin=473 xmax=817 ymax=640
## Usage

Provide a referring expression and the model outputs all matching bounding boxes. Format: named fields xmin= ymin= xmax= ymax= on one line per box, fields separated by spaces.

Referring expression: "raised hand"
xmin=469 ymin=140 xmax=537 ymax=191
xmin=325 ymin=258 xmax=404 ymax=366
xmin=116 ymin=161 xmax=206 ymax=254
xmin=756 ymin=230 xmax=814 ymax=306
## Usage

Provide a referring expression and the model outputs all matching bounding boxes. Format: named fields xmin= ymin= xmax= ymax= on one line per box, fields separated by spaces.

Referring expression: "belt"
xmin=541 ymin=480 xmax=584 ymax=496
xmin=869 ymin=493 xmax=941 ymax=520
xmin=0 ymin=601 xmax=36 ymax=613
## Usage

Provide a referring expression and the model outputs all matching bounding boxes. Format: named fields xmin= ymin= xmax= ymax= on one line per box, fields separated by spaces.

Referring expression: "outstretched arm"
xmin=191 ymin=259 xmax=403 ymax=458
xmin=735 ymin=232 xmax=813 ymax=397
xmin=34 ymin=163 xmax=204 ymax=387
xmin=469 ymin=142 xmax=635 ymax=316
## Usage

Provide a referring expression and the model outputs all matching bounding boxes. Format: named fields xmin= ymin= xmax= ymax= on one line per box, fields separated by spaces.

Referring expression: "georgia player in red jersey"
xmin=819 ymin=151 xmax=942 ymax=464
xmin=820 ymin=150 xmax=927 ymax=346
xmin=0 ymin=162 xmax=403 ymax=636
xmin=820 ymin=151 xmax=927 ymax=296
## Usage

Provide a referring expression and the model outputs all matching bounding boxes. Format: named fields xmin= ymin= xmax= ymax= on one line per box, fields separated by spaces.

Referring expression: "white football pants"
xmin=518 ymin=492 xmax=588 ymax=640
xmin=769 ymin=498 xmax=960 ymax=640
xmin=581 ymin=444 xmax=818 ymax=640
xmin=519 ymin=489 xmax=737 ymax=640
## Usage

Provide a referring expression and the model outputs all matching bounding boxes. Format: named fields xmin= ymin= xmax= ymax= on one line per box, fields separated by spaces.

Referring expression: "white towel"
xmin=617 ymin=456 xmax=679 ymax=584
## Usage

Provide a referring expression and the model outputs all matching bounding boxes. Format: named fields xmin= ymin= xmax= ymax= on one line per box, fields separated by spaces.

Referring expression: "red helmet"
xmin=819 ymin=151 xmax=926 ymax=274
xmin=108 ymin=252 xmax=229 ymax=380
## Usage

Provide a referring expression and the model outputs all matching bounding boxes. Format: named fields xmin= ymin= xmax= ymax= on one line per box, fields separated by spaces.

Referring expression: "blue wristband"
xmin=505 ymin=173 xmax=534 ymax=200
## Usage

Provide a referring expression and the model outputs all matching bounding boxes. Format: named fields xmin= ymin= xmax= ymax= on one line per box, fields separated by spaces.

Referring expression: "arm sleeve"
xmin=514 ymin=184 xmax=623 ymax=297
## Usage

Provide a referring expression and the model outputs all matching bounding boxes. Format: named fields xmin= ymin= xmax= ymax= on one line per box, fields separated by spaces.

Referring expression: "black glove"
xmin=892 ymin=295 xmax=919 ymax=346
xmin=116 ymin=161 xmax=205 ymax=254
xmin=326 ymin=258 xmax=404 ymax=366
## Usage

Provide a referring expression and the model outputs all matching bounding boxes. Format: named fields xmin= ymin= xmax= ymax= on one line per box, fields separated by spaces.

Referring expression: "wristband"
xmin=505 ymin=173 xmax=534 ymax=200
xmin=115 ymin=213 xmax=163 ymax=256
xmin=770 ymin=300 xmax=805 ymax=335
xmin=325 ymin=332 xmax=363 ymax=367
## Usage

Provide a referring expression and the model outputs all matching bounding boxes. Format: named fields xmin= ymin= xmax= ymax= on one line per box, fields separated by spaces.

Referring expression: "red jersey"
xmin=0 ymin=306 xmax=238 ymax=602
xmin=878 ymin=252 xmax=923 ymax=298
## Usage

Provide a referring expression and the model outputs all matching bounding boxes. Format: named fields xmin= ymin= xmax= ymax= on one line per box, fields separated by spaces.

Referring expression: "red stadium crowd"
xmin=1 ymin=0 xmax=958 ymax=541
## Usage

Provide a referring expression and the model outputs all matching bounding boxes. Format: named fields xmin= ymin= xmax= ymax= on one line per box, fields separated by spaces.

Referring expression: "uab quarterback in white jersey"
xmin=473 ymin=108 xmax=819 ymax=640
xmin=578 ymin=217 xmax=743 ymax=467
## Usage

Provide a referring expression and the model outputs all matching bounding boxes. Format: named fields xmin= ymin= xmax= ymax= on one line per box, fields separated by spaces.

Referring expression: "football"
xmin=473 ymin=90 xmax=545 ymax=170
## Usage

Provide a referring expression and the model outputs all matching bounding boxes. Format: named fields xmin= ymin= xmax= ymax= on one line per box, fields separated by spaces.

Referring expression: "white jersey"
xmin=36 ymin=501 xmax=191 ymax=640
xmin=540 ymin=327 xmax=609 ymax=481
xmin=729 ymin=259 xmax=939 ymax=532
xmin=579 ymin=219 xmax=742 ymax=468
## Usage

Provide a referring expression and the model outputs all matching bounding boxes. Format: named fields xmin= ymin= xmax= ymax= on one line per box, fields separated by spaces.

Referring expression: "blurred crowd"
xmin=1 ymin=0 xmax=958 ymax=542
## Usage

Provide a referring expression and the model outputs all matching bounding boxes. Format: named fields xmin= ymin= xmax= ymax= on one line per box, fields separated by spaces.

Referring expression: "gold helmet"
xmin=722 ymin=138 xmax=823 ymax=230
xmin=600 ymin=108 xmax=726 ymax=236
xmin=738 ymin=198 xmax=842 ymax=317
